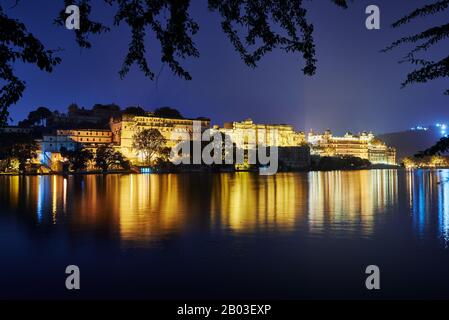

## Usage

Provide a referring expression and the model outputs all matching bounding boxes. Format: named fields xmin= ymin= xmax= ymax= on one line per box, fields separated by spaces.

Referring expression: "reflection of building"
xmin=110 ymin=114 xmax=210 ymax=162
xmin=213 ymin=119 xmax=310 ymax=169
xmin=308 ymin=170 xmax=398 ymax=236
xmin=118 ymin=174 xmax=188 ymax=246
xmin=210 ymin=173 xmax=307 ymax=232
xmin=308 ymin=130 xmax=396 ymax=165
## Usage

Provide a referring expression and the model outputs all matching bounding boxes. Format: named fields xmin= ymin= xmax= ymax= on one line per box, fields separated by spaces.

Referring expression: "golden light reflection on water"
xmin=308 ymin=170 xmax=397 ymax=237
xmin=2 ymin=170 xmax=449 ymax=248
xmin=210 ymin=173 xmax=308 ymax=232
xmin=117 ymin=174 xmax=189 ymax=246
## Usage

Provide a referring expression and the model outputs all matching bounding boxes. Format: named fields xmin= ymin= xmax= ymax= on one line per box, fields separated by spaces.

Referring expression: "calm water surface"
xmin=0 ymin=170 xmax=449 ymax=299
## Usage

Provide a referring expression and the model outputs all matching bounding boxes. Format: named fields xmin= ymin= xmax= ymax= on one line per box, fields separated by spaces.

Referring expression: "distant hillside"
xmin=378 ymin=129 xmax=442 ymax=161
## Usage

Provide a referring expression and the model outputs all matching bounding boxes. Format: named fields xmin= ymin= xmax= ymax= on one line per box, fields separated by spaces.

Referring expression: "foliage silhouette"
xmin=383 ymin=0 xmax=449 ymax=95
xmin=18 ymin=106 xmax=52 ymax=127
xmin=95 ymin=145 xmax=130 ymax=172
xmin=154 ymin=106 xmax=183 ymax=119
xmin=416 ymin=135 xmax=449 ymax=158
xmin=122 ymin=106 xmax=147 ymax=117
xmin=0 ymin=6 xmax=60 ymax=125
xmin=60 ymin=145 xmax=94 ymax=172
xmin=132 ymin=128 xmax=167 ymax=165
xmin=0 ymin=0 xmax=350 ymax=126
xmin=0 ymin=132 xmax=38 ymax=173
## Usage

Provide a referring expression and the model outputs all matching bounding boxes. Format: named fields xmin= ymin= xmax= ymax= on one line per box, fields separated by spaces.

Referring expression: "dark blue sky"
xmin=5 ymin=0 xmax=449 ymax=134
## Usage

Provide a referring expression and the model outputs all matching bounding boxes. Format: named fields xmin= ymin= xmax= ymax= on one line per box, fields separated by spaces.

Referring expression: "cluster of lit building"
xmin=110 ymin=113 xmax=211 ymax=162
xmin=410 ymin=123 xmax=448 ymax=137
xmin=41 ymin=129 xmax=113 ymax=170
xmin=214 ymin=119 xmax=307 ymax=147
xmin=3 ymin=106 xmax=399 ymax=171
xmin=307 ymin=130 xmax=396 ymax=165
xmin=402 ymin=155 xmax=449 ymax=169
xmin=211 ymin=119 xmax=310 ymax=170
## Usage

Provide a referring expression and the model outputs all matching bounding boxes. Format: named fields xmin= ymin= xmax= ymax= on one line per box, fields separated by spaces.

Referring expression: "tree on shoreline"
xmin=416 ymin=135 xmax=449 ymax=158
xmin=404 ymin=154 xmax=449 ymax=168
xmin=132 ymin=129 xmax=167 ymax=165
xmin=60 ymin=146 xmax=93 ymax=172
xmin=0 ymin=132 xmax=38 ymax=173
xmin=95 ymin=145 xmax=130 ymax=172
xmin=11 ymin=141 xmax=39 ymax=173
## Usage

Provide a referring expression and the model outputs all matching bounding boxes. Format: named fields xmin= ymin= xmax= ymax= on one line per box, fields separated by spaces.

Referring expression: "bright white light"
xmin=141 ymin=167 xmax=152 ymax=174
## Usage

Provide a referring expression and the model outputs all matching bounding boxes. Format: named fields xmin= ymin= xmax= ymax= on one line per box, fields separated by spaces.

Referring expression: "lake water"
xmin=0 ymin=170 xmax=449 ymax=299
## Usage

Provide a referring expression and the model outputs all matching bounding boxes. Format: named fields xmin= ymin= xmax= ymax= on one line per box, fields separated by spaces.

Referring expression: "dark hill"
xmin=378 ymin=129 xmax=442 ymax=160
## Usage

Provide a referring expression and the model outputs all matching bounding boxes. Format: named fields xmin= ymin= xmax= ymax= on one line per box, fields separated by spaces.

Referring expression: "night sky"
xmin=5 ymin=0 xmax=449 ymax=134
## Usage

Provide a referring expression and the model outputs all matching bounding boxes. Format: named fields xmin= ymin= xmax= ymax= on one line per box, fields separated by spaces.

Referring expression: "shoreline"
xmin=0 ymin=166 xmax=407 ymax=176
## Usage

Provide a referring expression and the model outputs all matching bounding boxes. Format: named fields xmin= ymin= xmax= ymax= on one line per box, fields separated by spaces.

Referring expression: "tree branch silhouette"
xmin=383 ymin=0 xmax=449 ymax=95
xmin=0 ymin=6 xmax=61 ymax=125
xmin=0 ymin=0 xmax=350 ymax=126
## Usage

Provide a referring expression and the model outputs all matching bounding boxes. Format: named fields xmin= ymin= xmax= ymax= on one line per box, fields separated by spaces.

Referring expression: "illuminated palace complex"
xmin=110 ymin=116 xmax=310 ymax=168
xmin=110 ymin=113 xmax=211 ymax=162
xmin=214 ymin=118 xmax=307 ymax=147
xmin=212 ymin=119 xmax=310 ymax=169
xmin=31 ymin=107 xmax=398 ymax=170
xmin=41 ymin=129 xmax=113 ymax=170
xmin=307 ymin=130 xmax=396 ymax=165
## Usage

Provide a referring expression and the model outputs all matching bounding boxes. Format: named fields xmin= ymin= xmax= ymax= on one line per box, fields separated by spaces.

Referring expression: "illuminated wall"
xmin=308 ymin=130 xmax=397 ymax=165
xmin=111 ymin=114 xmax=210 ymax=163
xmin=216 ymin=118 xmax=307 ymax=149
